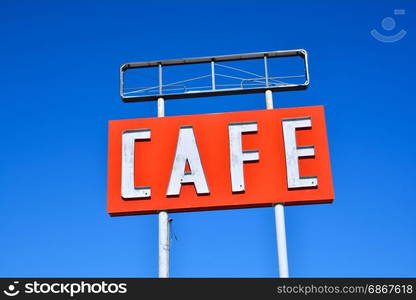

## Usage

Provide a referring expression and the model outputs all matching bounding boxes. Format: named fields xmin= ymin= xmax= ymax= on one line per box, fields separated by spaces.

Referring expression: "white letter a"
xmin=166 ymin=126 xmax=210 ymax=196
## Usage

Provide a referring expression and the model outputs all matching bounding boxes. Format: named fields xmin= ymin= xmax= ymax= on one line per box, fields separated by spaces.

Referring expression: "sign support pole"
xmin=158 ymin=209 xmax=169 ymax=278
xmin=158 ymin=97 xmax=169 ymax=278
xmin=157 ymin=63 xmax=170 ymax=278
xmin=265 ymin=89 xmax=289 ymax=278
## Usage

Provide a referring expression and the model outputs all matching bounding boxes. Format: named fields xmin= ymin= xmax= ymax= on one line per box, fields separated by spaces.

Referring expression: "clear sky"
xmin=0 ymin=0 xmax=415 ymax=277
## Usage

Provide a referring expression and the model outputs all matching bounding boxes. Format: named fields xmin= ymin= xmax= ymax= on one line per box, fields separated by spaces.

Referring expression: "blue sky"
xmin=0 ymin=0 xmax=415 ymax=277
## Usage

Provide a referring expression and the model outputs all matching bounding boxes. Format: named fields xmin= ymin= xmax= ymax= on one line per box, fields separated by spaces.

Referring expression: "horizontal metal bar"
xmin=122 ymin=84 xmax=308 ymax=102
xmin=121 ymin=49 xmax=307 ymax=70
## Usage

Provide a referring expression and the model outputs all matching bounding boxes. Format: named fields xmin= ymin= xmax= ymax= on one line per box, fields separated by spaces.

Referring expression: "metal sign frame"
xmin=120 ymin=49 xmax=309 ymax=102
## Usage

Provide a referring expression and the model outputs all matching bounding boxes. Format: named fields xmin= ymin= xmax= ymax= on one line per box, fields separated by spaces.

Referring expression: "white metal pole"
xmin=157 ymin=97 xmax=165 ymax=118
xmin=158 ymin=63 xmax=170 ymax=278
xmin=158 ymin=97 xmax=169 ymax=278
xmin=265 ymin=89 xmax=273 ymax=110
xmin=158 ymin=209 xmax=169 ymax=278
xmin=274 ymin=203 xmax=289 ymax=278
xmin=265 ymin=89 xmax=289 ymax=278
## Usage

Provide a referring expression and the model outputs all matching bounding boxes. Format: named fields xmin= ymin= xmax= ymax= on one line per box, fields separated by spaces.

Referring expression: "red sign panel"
xmin=107 ymin=106 xmax=334 ymax=216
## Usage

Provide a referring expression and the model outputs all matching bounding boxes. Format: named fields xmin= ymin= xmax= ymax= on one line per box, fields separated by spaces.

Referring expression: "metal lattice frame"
xmin=120 ymin=49 xmax=309 ymax=102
